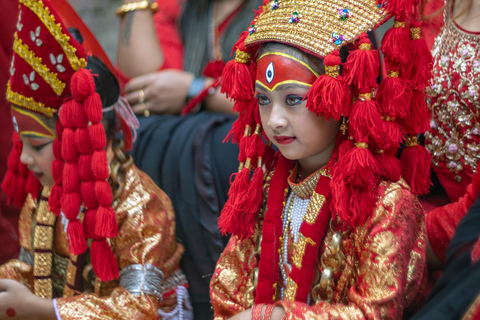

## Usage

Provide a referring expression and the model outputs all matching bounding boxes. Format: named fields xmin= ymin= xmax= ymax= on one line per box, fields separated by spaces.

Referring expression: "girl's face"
xmin=12 ymin=106 xmax=56 ymax=187
xmin=255 ymin=51 xmax=340 ymax=174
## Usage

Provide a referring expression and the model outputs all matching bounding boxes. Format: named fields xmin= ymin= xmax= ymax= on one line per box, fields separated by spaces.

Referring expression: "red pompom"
xmin=401 ymin=143 xmax=432 ymax=195
xmin=221 ymin=60 xmax=254 ymax=100
xmin=91 ymin=239 xmax=119 ymax=281
xmin=95 ymin=206 xmax=118 ymax=238
xmin=376 ymin=152 xmax=401 ymax=182
xmin=95 ymin=180 xmax=113 ymax=206
xmin=49 ymin=184 xmax=62 ymax=215
xmin=349 ymin=99 xmax=383 ymax=144
xmin=91 ymin=151 xmax=109 ymax=180
xmin=67 ymin=219 xmax=87 ymax=255
xmin=62 ymin=129 xmax=79 ymax=162
xmin=59 ymin=101 xmax=75 ymax=128
xmin=62 ymin=192 xmax=82 ymax=220
xmin=84 ymin=93 xmax=103 ymax=123
xmin=83 ymin=209 xmax=97 ymax=239
xmin=71 ymin=68 xmax=95 ymax=102
xmin=88 ymin=123 xmax=107 ymax=151
xmin=81 ymin=181 xmax=98 ymax=209
xmin=78 ymin=154 xmax=94 ymax=180
xmin=62 ymin=163 xmax=79 ymax=193
xmin=376 ymin=65 xmax=411 ymax=121
xmin=75 ymin=128 xmax=93 ymax=154
xmin=72 ymin=100 xmax=89 ymax=128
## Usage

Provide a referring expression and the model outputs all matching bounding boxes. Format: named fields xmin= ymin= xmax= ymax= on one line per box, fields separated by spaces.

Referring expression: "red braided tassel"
xmin=406 ymin=21 xmax=433 ymax=87
xmin=67 ymin=219 xmax=87 ymax=254
xmin=306 ymin=50 xmax=350 ymax=121
xmin=2 ymin=133 xmax=28 ymax=207
xmin=380 ymin=18 xmax=410 ymax=68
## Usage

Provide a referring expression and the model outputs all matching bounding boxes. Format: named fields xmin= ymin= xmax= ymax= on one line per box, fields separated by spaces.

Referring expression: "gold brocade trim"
xmin=355 ymin=142 xmax=368 ymax=148
xmin=359 ymin=42 xmax=372 ymax=50
xmin=7 ymin=82 xmax=56 ymax=117
xmin=303 ymin=192 xmax=326 ymax=224
xmin=325 ymin=65 xmax=340 ymax=77
xmin=245 ymin=0 xmax=387 ymax=58
xmin=393 ymin=21 xmax=406 ymax=28
xmin=387 ymin=70 xmax=399 ymax=78
xmin=13 ymin=34 xmax=66 ymax=96
xmin=292 ymin=234 xmax=316 ymax=268
xmin=33 ymin=187 xmax=55 ymax=299
xmin=284 ymin=278 xmax=298 ymax=301
xmin=405 ymin=135 xmax=418 ymax=147
xmin=288 ymin=168 xmax=322 ymax=199
xmin=235 ymin=49 xmax=251 ymax=64
xmin=382 ymin=114 xmax=396 ymax=121
xmin=20 ymin=0 xmax=87 ymax=71
xmin=410 ymin=27 xmax=421 ymax=40
xmin=358 ymin=93 xmax=372 ymax=101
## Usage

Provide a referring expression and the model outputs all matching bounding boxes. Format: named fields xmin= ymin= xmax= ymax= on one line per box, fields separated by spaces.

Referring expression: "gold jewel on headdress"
xmin=393 ymin=20 xmax=406 ymax=28
xmin=358 ymin=93 xmax=372 ymax=101
xmin=234 ymin=49 xmax=251 ymax=64
xmin=387 ymin=70 xmax=399 ymax=78
xmin=355 ymin=142 xmax=368 ymax=149
xmin=410 ymin=27 xmax=421 ymax=40
xmin=359 ymin=42 xmax=372 ymax=50
xmin=325 ymin=65 xmax=340 ymax=77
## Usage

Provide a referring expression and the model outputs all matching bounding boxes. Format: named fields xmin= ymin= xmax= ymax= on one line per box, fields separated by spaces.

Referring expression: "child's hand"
xmin=0 ymin=279 xmax=56 ymax=320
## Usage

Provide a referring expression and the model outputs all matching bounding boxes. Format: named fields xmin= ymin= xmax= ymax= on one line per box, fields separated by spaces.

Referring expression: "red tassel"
xmin=343 ymin=34 xmax=379 ymax=93
xmin=349 ymin=98 xmax=383 ymax=144
xmin=376 ymin=64 xmax=411 ymax=121
xmin=92 ymin=151 xmax=109 ymax=180
xmin=376 ymin=120 xmax=404 ymax=151
xmin=80 ymin=181 xmax=98 ymax=209
xmin=402 ymin=89 xmax=431 ymax=134
xmin=71 ymin=68 xmax=96 ymax=101
xmin=95 ymin=206 xmax=118 ymax=238
xmin=62 ymin=163 xmax=79 ymax=193
xmin=75 ymin=128 xmax=93 ymax=154
xmin=83 ymin=209 xmax=97 ymax=239
xmin=49 ymin=185 xmax=62 ymax=215
xmin=406 ymin=21 xmax=433 ymax=87
xmin=306 ymin=51 xmax=350 ymax=121
xmin=62 ymin=129 xmax=79 ymax=162
xmin=401 ymin=141 xmax=431 ymax=195
xmin=88 ymin=123 xmax=107 ymax=151
xmin=91 ymin=239 xmax=119 ymax=281
xmin=380 ymin=18 xmax=410 ymax=68
xmin=376 ymin=152 xmax=401 ymax=182
xmin=67 ymin=219 xmax=87 ymax=255
xmin=62 ymin=192 xmax=82 ymax=220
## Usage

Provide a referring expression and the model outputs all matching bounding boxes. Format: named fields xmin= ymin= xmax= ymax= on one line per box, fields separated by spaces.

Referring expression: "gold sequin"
xmin=284 ymin=278 xmax=298 ymax=301
xmin=292 ymin=234 xmax=316 ymax=268
xmin=303 ymin=193 xmax=326 ymax=224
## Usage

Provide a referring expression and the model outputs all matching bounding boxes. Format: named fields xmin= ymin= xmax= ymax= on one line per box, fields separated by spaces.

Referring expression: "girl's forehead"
xmin=255 ymin=52 xmax=318 ymax=92
xmin=11 ymin=106 xmax=57 ymax=140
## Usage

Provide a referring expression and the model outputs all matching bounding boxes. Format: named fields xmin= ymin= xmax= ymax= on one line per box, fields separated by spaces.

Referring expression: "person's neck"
xmin=453 ymin=0 xmax=480 ymax=32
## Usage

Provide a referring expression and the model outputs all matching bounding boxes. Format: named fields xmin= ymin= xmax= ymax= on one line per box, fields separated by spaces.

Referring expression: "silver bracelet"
xmin=119 ymin=264 xmax=164 ymax=301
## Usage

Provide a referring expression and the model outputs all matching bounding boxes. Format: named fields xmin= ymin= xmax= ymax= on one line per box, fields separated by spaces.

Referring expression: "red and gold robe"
xmin=211 ymin=179 xmax=426 ymax=319
xmin=0 ymin=165 xmax=185 ymax=319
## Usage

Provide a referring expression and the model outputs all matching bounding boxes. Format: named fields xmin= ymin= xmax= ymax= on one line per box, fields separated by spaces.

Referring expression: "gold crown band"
xmin=116 ymin=1 xmax=159 ymax=16
xmin=355 ymin=142 xmax=368 ymax=149
xmin=235 ymin=49 xmax=251 ymax=64
xmin=410 ymin=27 xmax=421 ymax=40
xmin=387 ymin=70 xmax=399 ymax=78
xmin=405 ymin=136 xmax=418 ymax=147
xmin=7 ymin=82 xmax=56 ymax=117
xmin=393 ymin=21 xmax=406 ymax=28
xmin=325 ymin=65 xmax=340 ymax=77
xmin=358 ymin=93 xmax=372 ymax=101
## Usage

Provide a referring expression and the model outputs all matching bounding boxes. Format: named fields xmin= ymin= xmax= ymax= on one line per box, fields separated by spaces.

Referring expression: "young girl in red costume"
xmin=210 ymin=0 xmax=434 ymax=318
xmin=0 ymin=1 xmax=190 ymax=319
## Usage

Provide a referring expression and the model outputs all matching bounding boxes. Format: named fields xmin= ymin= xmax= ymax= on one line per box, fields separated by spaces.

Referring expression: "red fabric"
xmin=0 ymin=0 xmax=20 ymax=265
xmin=420 ymin=0 xmax=445 ymax=49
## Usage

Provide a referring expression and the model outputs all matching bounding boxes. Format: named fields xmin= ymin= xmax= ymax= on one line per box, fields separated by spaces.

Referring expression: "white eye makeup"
xmin=266 ymin=62 xmax=275 ymax=84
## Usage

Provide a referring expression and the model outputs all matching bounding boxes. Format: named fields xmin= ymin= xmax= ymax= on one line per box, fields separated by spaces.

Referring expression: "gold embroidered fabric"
xmin=210 ymin=180 xmax=426 ymax=320
xmin=425 ymin=0 xmax=480 ymax=188
xmin=245 ymin=0 xmax=388 ymax=58
xmin=0 ymin=165 xmax=185 ymax=319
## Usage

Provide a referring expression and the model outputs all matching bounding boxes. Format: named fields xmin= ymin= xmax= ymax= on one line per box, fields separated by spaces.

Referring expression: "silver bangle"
xmin=119 ymin=264 xmax=164 ymax=301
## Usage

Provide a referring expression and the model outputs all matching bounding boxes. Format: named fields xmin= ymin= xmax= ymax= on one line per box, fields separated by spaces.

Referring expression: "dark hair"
xmin=68 ymin=28 xmax=120 ymax=140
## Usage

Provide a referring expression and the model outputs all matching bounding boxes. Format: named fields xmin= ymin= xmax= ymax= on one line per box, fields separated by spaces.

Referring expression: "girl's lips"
xmin=274 ymin=136 xmax=296 ymax=144
xmin=33 ymin=172 xmax=43 ymax=179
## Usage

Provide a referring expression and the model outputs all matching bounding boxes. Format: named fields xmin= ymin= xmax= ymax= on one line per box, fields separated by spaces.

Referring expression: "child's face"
xmin=255 ymin=51 xmax=340 ymax=170
xmin=12 ymin=106 xmax=56 ymax=187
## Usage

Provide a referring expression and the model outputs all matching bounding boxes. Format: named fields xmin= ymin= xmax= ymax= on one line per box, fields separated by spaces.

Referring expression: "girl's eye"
xmin=256 ymin=94 xmax=271 ymax=106
xmin=285 ymin=95 xmax=304 ymax=106
xmin=31 ymin=141 xmax=52 ymax=151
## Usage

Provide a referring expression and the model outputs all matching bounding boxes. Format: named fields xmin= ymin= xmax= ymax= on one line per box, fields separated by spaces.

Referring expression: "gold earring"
xmin=340 ymin=117 xmax=348 ymax=135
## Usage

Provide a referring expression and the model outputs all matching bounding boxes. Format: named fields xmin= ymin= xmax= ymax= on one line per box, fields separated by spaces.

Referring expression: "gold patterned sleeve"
xmin=56 ymin=166 xmax=184 ymax=319
xmin=0 ymin=260 xmax=34 ymax=290
xmin=210 ymin=233 xmax=257 ymax=320
xmin=277 ymin=182 xmax=427 ymax=320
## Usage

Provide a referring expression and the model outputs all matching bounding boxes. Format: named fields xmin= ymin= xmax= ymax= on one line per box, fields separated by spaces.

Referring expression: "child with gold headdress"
xmin=0 ymin=0 xmax=190 ymax=319
xmin=210 ymin=0 xmax=433 ymax=318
